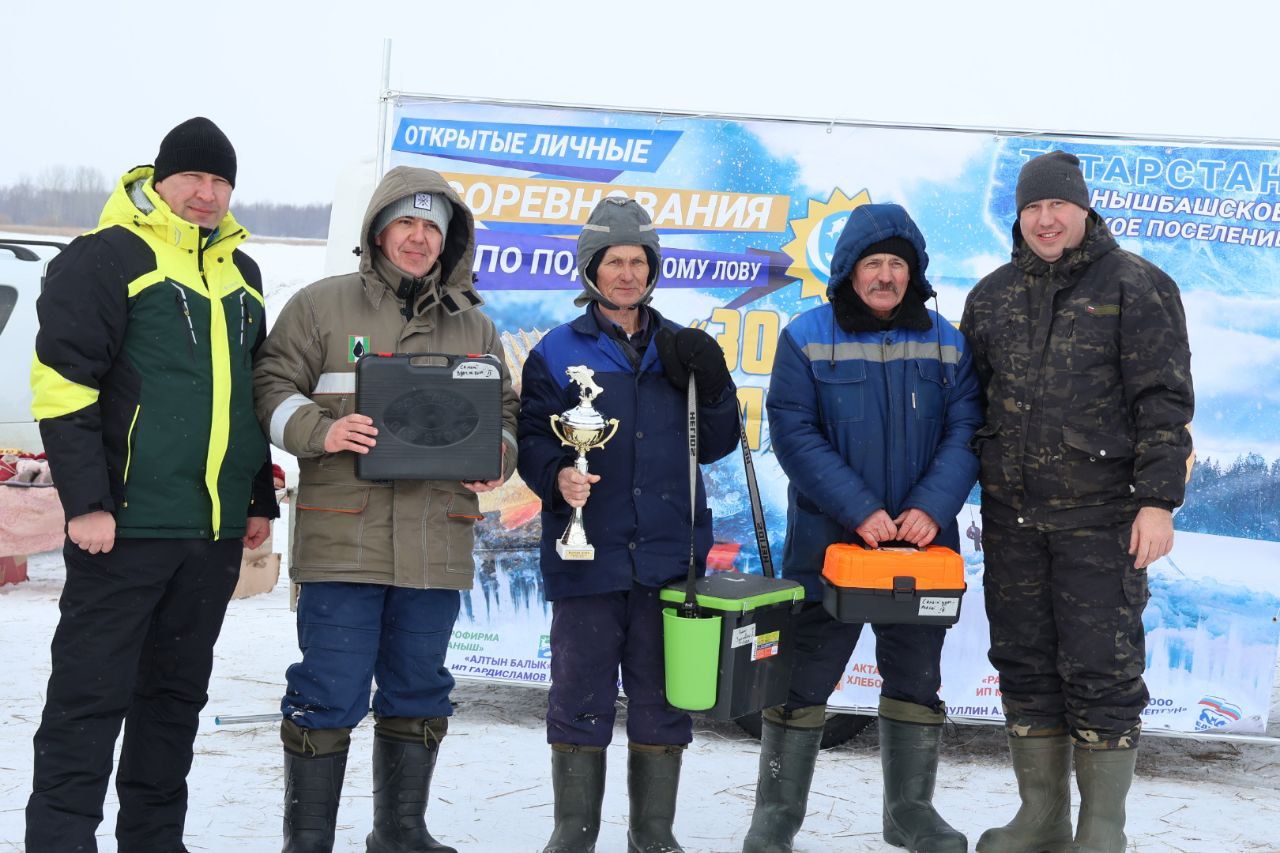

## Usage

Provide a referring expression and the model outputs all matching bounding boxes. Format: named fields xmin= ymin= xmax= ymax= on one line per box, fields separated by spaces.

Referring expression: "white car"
xmin=0 ymin=238 xmax=65 ymax=452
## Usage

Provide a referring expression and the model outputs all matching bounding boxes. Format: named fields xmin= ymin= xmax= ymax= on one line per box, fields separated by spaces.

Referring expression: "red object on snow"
xmin=0 ymin=555 xmax=29 ymax=587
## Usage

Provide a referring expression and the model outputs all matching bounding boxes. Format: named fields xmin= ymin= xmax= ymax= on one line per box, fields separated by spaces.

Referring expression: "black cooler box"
xmin=355 ymin=352 xmax=503 ymax=481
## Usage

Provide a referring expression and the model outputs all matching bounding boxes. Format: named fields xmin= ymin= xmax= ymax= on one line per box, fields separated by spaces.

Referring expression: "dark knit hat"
xmin=154 ymin=117 xmax=237 ymax=187
xmin=1016 ymin=150 xmax=1089 ymax=212
xmin=856 ymin=236 xmax=919 ymax=278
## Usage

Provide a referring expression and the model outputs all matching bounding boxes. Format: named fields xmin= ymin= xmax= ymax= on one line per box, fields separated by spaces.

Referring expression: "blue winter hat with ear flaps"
xmin=574 ymin=197 xmax=662 ymax=309
xmin=827 ymin=203 xmax=933 ymax=301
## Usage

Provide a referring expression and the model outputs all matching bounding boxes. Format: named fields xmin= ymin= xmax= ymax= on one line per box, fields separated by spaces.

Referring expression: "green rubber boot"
xmin=626 ymin=743 xmax=685 ymax=852
xmin=1073 ymin=746 xmax=1137 ymax=853
xmin=879 ymin=715 xmax=967 ymax=852
xmin=741 ymin=706 xmax=824 ymax=853
xmin=542 ymin=744 xmax=607 ymax=853
xmin=976 ymin=735 xmax=1073 ymax=853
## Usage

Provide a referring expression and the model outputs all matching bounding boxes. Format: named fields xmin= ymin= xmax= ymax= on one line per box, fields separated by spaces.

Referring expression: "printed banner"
xmin=385 ymin=98 xmax=1280 ymax=735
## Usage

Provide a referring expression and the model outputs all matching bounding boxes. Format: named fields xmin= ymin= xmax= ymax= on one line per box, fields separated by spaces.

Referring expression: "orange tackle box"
xmin=821 ymin=542 xmax=966 ymax=626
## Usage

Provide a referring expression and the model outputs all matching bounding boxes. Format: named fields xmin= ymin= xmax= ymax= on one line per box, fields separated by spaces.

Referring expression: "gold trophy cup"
xmin=550 ymin=365 xmax=620 ymax=560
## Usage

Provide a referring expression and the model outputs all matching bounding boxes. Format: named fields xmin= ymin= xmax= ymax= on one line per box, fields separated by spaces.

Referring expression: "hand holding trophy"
xmin=550 ymin=366 xmax=620 ymax=559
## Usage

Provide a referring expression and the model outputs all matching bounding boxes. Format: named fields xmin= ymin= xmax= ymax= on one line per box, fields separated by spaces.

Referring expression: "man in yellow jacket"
xmin=27 ymin=117 xmax=277 ymax=850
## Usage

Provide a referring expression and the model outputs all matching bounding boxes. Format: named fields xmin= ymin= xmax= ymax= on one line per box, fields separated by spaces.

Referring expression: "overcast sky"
xmin=6 ymin=1 xmax=1278 ymax=205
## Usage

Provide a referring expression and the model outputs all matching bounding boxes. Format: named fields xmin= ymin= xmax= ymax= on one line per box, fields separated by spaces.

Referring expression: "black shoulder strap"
xmin=681 ymin=380 xmax=776 ymax=615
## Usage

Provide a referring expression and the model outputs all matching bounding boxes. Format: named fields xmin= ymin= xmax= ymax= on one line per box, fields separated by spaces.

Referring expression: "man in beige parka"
xmin=254 ymin=165 xmax=518 ymax=853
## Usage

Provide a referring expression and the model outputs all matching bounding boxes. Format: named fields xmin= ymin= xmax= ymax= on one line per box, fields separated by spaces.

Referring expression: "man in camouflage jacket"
xmin=961 ymin=151 xmax=1193 ymax=853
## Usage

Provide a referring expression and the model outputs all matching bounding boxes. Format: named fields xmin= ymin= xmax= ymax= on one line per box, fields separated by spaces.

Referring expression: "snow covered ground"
xmin=3 ymin=506 xmax=1278 ymax=852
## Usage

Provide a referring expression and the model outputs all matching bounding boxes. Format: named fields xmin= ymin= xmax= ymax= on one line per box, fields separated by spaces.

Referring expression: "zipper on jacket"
xmin=121 ymin=404 xmax=141 ymax=507
xmin=883 ymin=333 xmax=897 ymax=512
xmin=239 ymin=291 xmax=251 ymax=366
xmin=1020 ymin=264 xmax=1062 ymax=495
xmin=170 ymin=282 xmax=197 ymax=358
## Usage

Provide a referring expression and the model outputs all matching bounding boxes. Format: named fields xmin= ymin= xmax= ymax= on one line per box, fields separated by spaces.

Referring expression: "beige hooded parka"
xmin=254 ymin=166 xmax=518 ymax=589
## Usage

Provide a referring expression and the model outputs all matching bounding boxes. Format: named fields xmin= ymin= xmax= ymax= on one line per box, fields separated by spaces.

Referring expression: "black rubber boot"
xmin=542 ymin=744 xmax=607 ymax=853
xmin=626 ymin=744 xmax=685 ymax=853
xmin=1073 ymin=746 xmax=1137 ymax=853
xmin=283 ymin=749 xmax=347 ymax=853
xmin=879 ymin=716 xmax=967 ymax=852
xmin=976 ymin=735 xmax=1073 ymax=853
xmin=741 ymin=713 xmax=823 ymax=853
xmin=365 ymin=734 xmax=456 ymax=853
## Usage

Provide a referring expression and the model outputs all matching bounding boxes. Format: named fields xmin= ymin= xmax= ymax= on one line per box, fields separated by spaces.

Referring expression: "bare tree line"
xmin=0 ymin=167 xmax=331 ymax=239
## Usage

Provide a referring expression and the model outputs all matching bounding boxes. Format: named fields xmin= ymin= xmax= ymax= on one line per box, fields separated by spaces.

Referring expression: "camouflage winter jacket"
xmin=960 ymin=213 xmax=1194 ymax=529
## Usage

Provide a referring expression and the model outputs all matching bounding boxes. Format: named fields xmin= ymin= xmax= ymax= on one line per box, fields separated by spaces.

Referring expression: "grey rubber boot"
xmin=542 ymin=744 xmax=607 ymax=853
xmin=626 ymin=743 xmax=685 ymax=852
xmin=975 ymin=734 xmax=1073 ymax=853
xmin=741 ymin=706 xmax=824 ymax=853
xmin=365 ymin=733 xmax=456 ymax=853
xmin=879 ymin=716 xmax=967 ymax=852
xmin=283 ymin=749 xmax=348 ymax=853
xmin=1072 ymin=747 xmax=1137 ymax=853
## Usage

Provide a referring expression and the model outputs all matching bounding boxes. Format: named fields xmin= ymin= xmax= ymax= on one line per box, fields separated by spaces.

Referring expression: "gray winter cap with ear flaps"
xmin=573 ymin=197 xmax=662 ymax=309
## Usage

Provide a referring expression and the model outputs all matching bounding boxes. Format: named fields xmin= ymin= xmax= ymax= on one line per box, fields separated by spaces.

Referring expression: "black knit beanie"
xmin=856 ymin=236 xmax=918 ymax=279
xmin=1016 ymin=150 xmax=1089 ymax=212
xmin=154 ymin=117 xmax=237 ymax=187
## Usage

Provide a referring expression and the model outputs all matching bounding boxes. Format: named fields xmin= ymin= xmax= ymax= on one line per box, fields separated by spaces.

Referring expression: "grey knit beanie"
xmin=574 ymin=197 xmax=661 ymax=309
xmin=1016 ymin=151 xmax=1091 ymax=212
xmin=372 ymin=192 xmax=452 ymax=241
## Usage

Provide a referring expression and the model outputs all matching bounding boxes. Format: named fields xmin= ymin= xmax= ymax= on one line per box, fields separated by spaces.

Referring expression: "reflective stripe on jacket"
xmin=767 ymin=305 xmax=982 ymax=599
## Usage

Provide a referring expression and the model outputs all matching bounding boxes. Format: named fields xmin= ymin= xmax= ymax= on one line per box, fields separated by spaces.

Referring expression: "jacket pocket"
xmin=1069 ymin=306 xmax=1120 ymax=373
xmin=1122 ymin=566 xmax=1150 ymax=607
xmin=294 ymin=483 xmax=370 ymax=568
xmin=1061 ymin=426 xmax=1134 ymax=462
xmin=442 ymin=488 xmax=483 ymax=576
xmin=912 ymin=360 xmax=948 ymax=423
xmin=122 ymin=404 xmax=141 ymax=485
xmin=809 ymin=358 xmax=866 ymax=423
xmin=1061 ymin=426 xmax=1135 ymax=500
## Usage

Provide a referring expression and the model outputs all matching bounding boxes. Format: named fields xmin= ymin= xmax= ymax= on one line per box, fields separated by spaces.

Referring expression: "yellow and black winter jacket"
xmin=30 ymin=166 xmax=277 ymax=538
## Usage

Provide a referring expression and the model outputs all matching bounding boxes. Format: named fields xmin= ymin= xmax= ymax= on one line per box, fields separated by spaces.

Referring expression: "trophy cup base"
xmin=556 ymin=541 xmax=595 ymax=560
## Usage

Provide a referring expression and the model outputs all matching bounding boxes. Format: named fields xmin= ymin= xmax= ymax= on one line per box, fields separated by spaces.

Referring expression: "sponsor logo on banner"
xmin=537 ymin=634 xmax=552 ymax=660
xmin=1195 ymin=695 xmax=1243 ymax=731
xmin=781 ymin=188 xmax=873 ymax=301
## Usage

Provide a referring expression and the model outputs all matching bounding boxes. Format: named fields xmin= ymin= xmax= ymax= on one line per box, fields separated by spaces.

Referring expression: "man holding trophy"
xmin=517 ymin=197 xmax=740 ymax=853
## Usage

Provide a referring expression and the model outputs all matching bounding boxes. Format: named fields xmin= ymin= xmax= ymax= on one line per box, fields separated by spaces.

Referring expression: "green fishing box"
xmin=659 ymin=571 xmax=804 ymax=720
